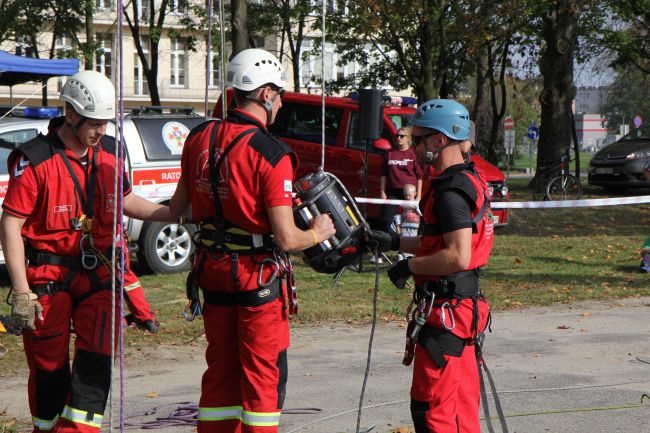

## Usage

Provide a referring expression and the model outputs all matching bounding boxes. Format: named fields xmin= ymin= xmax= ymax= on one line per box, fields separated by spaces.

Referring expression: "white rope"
xmin=204 ymin=0 xmax=214 ymax=116
xmin=218 ymin=0 xmax=227 ymax=116
xmin=0 ymin=83 xmax=48 ymax=120
xmin=109 ymin=2 xmax=126 ymax=431
xmin=320 ymin=0 xmax=326 ymax=170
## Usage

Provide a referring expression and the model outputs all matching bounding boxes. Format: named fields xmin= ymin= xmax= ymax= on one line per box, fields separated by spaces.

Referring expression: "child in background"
xmin=391 ymin=183 xmax=421 ymax=261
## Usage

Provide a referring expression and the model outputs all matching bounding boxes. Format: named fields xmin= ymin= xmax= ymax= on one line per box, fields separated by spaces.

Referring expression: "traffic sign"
xmin=504 ymin=116 xmax=515 ymax=131
xmin=633 ymin=115 xmax=642 ymax=128
xmin=527 ymin=126 xmax=539 ymax=140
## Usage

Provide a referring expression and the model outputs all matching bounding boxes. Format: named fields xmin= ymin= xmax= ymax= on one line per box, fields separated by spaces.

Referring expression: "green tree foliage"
xmin=324 ymin=0 xmax=475 ymax=101
xmin=604 ymin=0 xmax=650 ymax=74
xmin=602 ymin=68 xmax=650 ymax=130
xmin=249 ymin=0 xmax=316 ymax=91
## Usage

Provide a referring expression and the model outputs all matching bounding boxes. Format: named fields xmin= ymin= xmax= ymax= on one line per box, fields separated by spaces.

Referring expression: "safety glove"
xmin=10 ymin=291 xmax=43 ymax=331
xmin=369 ymin=230 xmax=400 ymax=252
xmin=387 ymin=258 xmax=412 ymax=290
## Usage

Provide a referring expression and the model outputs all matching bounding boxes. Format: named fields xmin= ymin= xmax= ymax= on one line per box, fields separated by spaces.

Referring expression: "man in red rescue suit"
xmin=380 ymin=99 xmax=495 ymax=433
xmin=169 ymin=48 xmax=335 ymax=433
xmin=0 ymin=70 xmax=173 ymax=433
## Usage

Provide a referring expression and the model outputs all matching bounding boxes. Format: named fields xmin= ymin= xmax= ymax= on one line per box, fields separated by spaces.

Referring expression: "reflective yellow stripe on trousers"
xmin=198 ymin=405 xmax=243 ymax=421
xmin=32 ymin=415 xmax=59 ymax=431
xmin=61 ymin=405 xmax=102 ymax=428
xmin=242 ymin=410 xmax=281 ymax=427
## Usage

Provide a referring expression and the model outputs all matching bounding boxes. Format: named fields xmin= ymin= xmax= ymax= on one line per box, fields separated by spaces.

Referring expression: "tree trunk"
xmin=537 ymin=0 xmax=578 ymax=173
xmin=84 ymin=0 xmax=94 ymax=70
xmin=231 ymin=0 xmax=249 ymax=57
xmin=473 ymin=49 xmax=491 ymax=158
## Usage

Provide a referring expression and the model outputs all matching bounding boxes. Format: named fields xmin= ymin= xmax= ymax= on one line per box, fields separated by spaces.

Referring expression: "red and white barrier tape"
xmin=353 ymin=195 xmax=650 ymax=209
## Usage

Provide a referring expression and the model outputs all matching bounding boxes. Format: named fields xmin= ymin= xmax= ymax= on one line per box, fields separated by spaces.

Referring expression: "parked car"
xmin=0 ymin=106 xmax=207 ymax=273
xmin=214 ymin=91 xmax=510 ymax=226
xmin=588 ymin=124 xmax=650 ymax=193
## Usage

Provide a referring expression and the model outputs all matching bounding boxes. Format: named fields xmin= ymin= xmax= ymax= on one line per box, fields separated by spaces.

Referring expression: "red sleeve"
xmin=263 ymin=154 xmax=294 ymax=208
xmin=2 ymin=156 xmax=39 ymax=219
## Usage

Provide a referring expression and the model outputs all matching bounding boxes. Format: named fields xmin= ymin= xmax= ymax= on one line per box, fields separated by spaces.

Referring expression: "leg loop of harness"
xmin=202 ymin=279 xmax=282 ymax=308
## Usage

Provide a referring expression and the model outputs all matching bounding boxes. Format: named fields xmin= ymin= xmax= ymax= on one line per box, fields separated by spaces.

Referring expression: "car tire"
xmin=137 ymin=221 xmax=196 ymax=274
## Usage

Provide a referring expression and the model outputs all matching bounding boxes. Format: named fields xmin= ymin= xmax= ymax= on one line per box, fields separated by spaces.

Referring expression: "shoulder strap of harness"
xmin=207 ymin=121 xmax=257 ymax=227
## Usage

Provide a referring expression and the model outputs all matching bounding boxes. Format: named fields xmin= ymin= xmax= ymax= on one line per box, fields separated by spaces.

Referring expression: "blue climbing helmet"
xmin=410 ymin=99 xmax=471 ymax=141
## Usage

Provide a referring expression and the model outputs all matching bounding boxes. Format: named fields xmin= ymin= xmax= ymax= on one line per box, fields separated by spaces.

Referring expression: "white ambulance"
xmin=0 ymin=106 xmax=207 ymax=273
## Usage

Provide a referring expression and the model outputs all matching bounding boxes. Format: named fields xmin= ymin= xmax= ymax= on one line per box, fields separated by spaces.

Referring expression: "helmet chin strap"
xmin=425 ymin=140 xmax=458 ymax=165
xmin=66 ymin=116 xmax=88 ymax=146
xmin=246 ymin=89 xmax=280 ymax=126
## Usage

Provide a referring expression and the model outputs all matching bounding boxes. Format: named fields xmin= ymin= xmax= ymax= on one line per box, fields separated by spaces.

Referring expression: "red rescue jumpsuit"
xmin=178 ymin=109 xmax=296 ymax=433
xmin=122 ymin=252 xmax=156 ymax=326
xmin=3 ymin=117 xmax=130 ymax=433
xmin=410 ymin=163 xmax=494 ymax=433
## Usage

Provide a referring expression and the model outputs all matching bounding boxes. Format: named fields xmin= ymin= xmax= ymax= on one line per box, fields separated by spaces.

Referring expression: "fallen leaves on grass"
xmin=581 ymin=312 xmax=592 ymax=317
xmin=514 ymin=257 xmax=522 ymax=264
xmin=557 ymin=325 xmax=571 ymax=330
xmin=390 ymin=427 xmax=412 ymax=433
xmin=147 ymin=391 xmax=158 ymax=398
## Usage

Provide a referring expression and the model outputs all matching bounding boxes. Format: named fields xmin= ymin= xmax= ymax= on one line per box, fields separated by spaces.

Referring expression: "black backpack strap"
xmin=207 ymin=123 xmax=258 ymax=226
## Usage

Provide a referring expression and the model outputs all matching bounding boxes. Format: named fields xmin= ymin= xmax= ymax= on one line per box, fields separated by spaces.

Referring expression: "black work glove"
xmin=387 ymin=258 xmax=412 ymax=289
xmin=370 ymin=230 xmax=400 ymax=252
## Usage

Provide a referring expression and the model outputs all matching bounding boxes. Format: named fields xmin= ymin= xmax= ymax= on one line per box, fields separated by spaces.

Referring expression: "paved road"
xmin=2 ymin=297 xmax=649 ymax=433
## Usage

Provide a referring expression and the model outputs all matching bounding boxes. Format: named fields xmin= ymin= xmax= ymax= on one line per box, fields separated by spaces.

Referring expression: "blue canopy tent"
xmin=0 ymin=50 xmax=79 ymax=104
xmin=0 ymin=50 xmax=79 ymax=86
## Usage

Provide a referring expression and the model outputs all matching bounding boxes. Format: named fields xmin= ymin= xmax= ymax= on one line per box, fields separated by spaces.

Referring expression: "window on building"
xmin=96 ymin=0 xmax=113 ymax=9
xmin=170 ymin=38 xmax=186 ymax=87
xmin=15 ymin=35 xmax=36 ymax=58
xmin=134 ymin=36 xmax=150 ymax=96
xmin=170 ymin=0 xmax=188 ymax=14
xmin=138 ymin=0 xmax=150 ymax=21
xmin=95 ymin=33 xmax=113 ymax=80
xmin=209 ymin=53 xmax=221 ymax=88
xmin=300 ymin=39 xmax=337 ymax=88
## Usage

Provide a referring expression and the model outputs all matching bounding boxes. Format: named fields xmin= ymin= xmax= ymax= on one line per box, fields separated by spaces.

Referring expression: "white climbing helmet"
xmin=226 ymin=48 xmax=286 ymax=92
xmin=60 ymin=70 xmax=115 ymax=120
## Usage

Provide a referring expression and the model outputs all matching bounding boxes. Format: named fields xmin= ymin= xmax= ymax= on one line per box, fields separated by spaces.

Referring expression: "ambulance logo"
xmin=162 ymin=121 xmax=190 ymax=155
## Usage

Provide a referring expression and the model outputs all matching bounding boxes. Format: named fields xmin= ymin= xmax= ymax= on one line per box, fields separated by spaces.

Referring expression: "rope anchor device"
xmin=292 ymin=170 xmax=368 ymax=274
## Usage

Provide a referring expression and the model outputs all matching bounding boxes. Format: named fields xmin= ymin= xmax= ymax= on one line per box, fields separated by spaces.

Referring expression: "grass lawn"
xmin=0 ymin=179 xmax=648 ymax=378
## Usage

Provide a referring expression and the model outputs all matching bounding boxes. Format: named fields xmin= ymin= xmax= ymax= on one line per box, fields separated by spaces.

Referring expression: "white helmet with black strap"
xmin=226 ymin=48 xmax=286 ymax=124
xmin=60 ymin=70 xmax=115 ymax=120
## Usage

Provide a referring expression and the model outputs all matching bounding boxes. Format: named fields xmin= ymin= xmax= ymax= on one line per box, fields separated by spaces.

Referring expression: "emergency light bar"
xmin=10 ymin=106 xmax=61 ymax=118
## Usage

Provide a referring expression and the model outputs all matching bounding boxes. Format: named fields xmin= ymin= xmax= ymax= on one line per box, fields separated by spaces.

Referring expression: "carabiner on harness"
xmin=410 ymin=287 xmax=435 ymax=339
xmin=258 ymin=258 xmax=280 ymax=288
xmin=79 ymin=234 xmax=98 ymax=271
xmin=403 ymin=286 xmax=435 ymax=366
xmin=440 ymin=301 xmax=456 ymax=331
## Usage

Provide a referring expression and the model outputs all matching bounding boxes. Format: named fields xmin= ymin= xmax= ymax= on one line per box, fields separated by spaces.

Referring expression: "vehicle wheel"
xmin=137 ymin=221 xmax=196 ymax=274
xmin=546 ymin=174 xmax=582 ymax=201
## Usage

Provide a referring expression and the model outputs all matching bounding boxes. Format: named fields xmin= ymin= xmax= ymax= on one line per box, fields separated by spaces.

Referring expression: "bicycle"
xmin=531 ymin=154 xmax=582 ymax=201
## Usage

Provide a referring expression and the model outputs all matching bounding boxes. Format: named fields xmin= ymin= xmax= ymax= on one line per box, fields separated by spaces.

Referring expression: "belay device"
xmin=293 ymin=170 xmax=369 ymax=274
